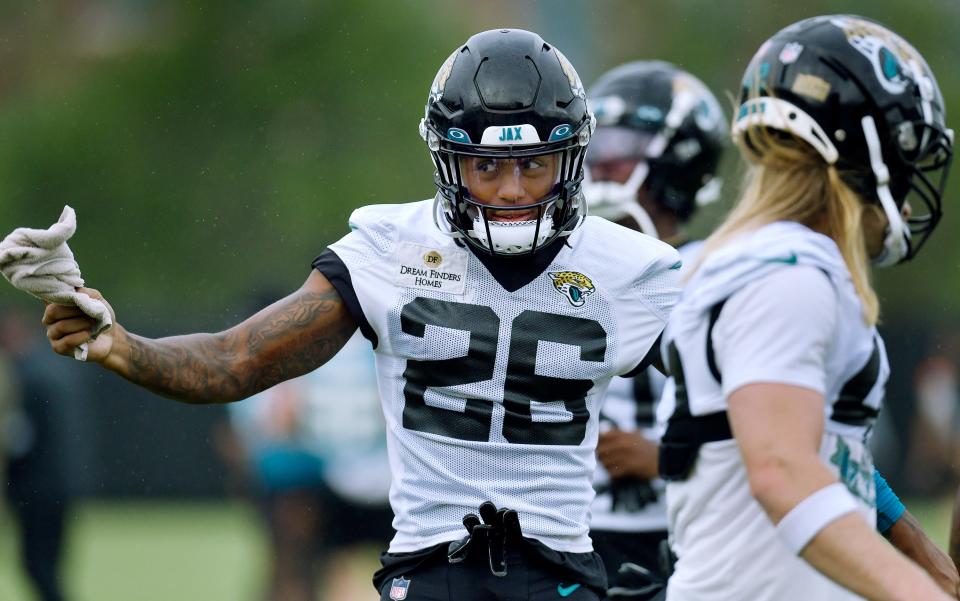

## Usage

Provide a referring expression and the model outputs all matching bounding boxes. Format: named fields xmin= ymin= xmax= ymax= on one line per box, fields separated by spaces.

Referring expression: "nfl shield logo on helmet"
xmin=778 ymin=42 xmax=804 ymax=65
xmin=389 ymin=577 xmax=411 ymax=600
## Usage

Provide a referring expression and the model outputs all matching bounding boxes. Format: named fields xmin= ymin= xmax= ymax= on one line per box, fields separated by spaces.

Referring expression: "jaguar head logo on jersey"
xmin=549 ymin=271 xmax=596 ymax=307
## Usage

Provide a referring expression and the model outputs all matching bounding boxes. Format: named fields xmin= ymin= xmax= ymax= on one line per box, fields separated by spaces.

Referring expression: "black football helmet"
xmin=584 ymin=61 xmax=727 ymax=236
xmin=734 ymin=15 xmax=953 ymax=265
xmin=420 ymin=29 xmax=594 ymax=256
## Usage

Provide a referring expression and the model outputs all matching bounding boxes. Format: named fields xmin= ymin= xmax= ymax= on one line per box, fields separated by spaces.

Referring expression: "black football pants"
xmin=378 ymin=543 xmax=601 ymax=601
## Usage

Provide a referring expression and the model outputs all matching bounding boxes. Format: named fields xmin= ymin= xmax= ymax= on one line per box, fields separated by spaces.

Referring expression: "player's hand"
xmin=448 ymin=501 xmax=522 ymax=577
xmin=42 ymin=287 xmax=117 ymax=364
xmin=607 ymin=561 xmax=665 ymax=599
xmin=597 ymin=428 xmax=659 ymax=479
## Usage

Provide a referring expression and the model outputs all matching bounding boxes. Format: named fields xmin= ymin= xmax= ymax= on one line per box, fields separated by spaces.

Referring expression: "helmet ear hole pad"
xmin=733 ymin=97 xmax=840 ymax=164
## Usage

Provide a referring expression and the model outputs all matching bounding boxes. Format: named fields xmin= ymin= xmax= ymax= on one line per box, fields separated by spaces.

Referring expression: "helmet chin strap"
xmin=432 ymin=194 xmax=464 ymax=240
xmin=861 ymin=115 xmax=909 ymax=267
xmin=620 ymin=202 xmax=659 ymax=239
xmin=695 ymin=176 xmax=723 ymax=207
xmin=583 ymin=162 xmax=658 ymax=237
xmin=434 ymin=193 xmax=567 ymax=254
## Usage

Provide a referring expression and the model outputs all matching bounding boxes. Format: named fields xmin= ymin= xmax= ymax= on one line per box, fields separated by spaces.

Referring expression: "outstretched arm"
xmin=44 ymin=270 xmax=357 ymax=404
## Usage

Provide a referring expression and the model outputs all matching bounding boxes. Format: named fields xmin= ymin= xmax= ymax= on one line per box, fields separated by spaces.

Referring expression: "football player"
xmin=585 ymin=59 xmax=959 ymax=601
xmin=658 ymin=15 xmax=954 ymax=601
xmin=580 ymin=60 xmax=725 ymax=593
xmin=42 ymin=29 xmax=681 ymax=600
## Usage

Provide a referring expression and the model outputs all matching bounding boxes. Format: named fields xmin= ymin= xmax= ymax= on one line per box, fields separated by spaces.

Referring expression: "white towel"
xmin=0 ymin=206 xmax=112 ymax=361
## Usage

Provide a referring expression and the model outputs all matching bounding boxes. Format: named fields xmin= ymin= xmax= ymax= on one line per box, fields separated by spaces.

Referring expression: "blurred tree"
xmin=1 ymin=0 xmax=956 ymax=327
xmin=587 ymin=0 xmax=960 ymax=321
xmin=0 ymin=0 xmax=465 ymax=324
xmin=0 ymin=0 xmax=956 ymax=502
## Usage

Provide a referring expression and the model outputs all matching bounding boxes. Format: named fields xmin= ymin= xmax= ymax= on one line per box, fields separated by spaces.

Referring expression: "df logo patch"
xmin=548 ymin=271 xmax=596 ymax=307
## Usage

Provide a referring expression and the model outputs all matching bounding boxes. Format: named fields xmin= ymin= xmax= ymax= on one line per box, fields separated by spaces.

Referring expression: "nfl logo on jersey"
xmin=390 ymin=577 xmax=411 ymax=600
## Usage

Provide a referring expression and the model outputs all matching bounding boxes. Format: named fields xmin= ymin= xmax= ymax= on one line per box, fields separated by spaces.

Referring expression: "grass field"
xmin=0 ymin=497 xmax=955 ymax=601
xmin=0 ymin=500 xmax=381 ymax=601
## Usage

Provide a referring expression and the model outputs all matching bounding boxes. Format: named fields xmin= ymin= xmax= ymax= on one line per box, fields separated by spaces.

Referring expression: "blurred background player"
xmin=1 ymin=309 xmax=88 ymax=601
xmin=904 ymin=351 xmax=960 ymax=496
xmin=216 ymin=328 xmax=392 ymax=601
xmin=584 ymin=61 xmax=725 ymax=246
xmin=581 ymin=60 xmax=726 ymax=593
xmin=0 ymin=316 xmax=15 ymax=510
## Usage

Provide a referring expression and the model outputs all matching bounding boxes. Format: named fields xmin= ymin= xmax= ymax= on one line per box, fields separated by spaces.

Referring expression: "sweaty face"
xmin=459 ymin=153 xmax=560 ymax=221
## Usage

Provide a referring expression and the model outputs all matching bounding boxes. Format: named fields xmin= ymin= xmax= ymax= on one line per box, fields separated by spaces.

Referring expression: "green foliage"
xmin=591 ymin=0 xmax=960 ymax=323
xmin=0 ymin=0 xmax=464 ymax=321
xmin=0 ymin=0 xmax=956 ymax=328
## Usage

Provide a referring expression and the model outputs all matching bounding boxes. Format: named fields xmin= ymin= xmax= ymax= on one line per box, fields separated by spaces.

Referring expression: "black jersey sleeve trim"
xmin=705 ymin=300 xmax=728 ymax=384
xmin=311 ymin=248 xmax=378 ymax=349
xmin=621 ymin=332 xmax=663 ymax=378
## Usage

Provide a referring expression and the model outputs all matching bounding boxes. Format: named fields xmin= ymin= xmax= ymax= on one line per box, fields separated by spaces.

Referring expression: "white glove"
xmin=0 ymin=206 xmax=112 ymax=360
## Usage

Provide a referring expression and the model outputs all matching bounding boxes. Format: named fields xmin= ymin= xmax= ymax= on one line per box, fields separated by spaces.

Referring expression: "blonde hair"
xmin=696 ymin=124 xmax=880 ymax=324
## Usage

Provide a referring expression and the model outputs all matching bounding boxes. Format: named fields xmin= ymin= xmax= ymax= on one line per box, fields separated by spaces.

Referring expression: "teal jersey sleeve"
xmin=875 ymin=469 xmax=905 ymax=534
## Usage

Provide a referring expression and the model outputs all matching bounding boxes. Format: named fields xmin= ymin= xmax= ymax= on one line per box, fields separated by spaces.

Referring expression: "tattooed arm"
xmin=43 ymin=270 xmax=357 ymax=403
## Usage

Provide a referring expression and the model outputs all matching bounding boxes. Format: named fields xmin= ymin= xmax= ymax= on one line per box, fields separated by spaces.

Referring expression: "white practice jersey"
xmin=315 ymin=199 xmax=680 ymax=553
xmin=660 ymin=222 xmax=887 ymax=601
xmin=590 ymin=240 xmax=703 ymax=534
